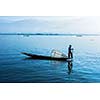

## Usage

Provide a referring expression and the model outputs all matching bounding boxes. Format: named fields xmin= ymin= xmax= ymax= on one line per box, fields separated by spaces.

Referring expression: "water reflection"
xmin=67 ymin=61 xmax=73 ymax=75
xmin=23 ymin=56 xmax=73 ymax=75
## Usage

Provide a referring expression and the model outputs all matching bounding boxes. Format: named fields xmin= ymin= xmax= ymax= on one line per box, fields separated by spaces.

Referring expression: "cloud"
xmin=0 ymin=16 xmax=100 ymax=33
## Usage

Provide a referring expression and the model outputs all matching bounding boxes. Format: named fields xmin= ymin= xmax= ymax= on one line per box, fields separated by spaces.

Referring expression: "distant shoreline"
xmin=0 ymin=33 xmax=100 ymax=37
xmin=0 ymin=33 xmax=100 ymax=36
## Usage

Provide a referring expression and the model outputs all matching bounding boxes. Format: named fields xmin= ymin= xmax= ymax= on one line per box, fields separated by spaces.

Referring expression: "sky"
xmin=0 ymin=16 xmax=100 ymax=34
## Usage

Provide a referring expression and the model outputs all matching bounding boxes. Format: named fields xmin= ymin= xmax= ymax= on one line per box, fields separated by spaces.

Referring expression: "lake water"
xmin=0 ymin=35 xmax=100 ymax=83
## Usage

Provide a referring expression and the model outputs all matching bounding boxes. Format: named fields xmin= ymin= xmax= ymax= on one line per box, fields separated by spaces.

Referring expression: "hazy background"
xmin=0 ymin=16 xmax=100 ymax=34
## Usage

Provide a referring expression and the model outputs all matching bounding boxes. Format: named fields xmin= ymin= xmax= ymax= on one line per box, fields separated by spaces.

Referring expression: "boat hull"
xmin=21 ymin=52 xmax=71 ymax=61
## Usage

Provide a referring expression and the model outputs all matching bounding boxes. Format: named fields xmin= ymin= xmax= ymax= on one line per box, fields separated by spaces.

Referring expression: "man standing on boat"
xmin=68 ymin=45 xmax=73 ymax=59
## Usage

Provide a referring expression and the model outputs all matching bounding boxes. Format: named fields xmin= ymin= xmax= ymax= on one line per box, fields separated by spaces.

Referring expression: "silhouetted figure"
xmin=68 ymin=61 xmax=73 ymax=75
xmin=68 ymin=45 xmax=73 ymax=59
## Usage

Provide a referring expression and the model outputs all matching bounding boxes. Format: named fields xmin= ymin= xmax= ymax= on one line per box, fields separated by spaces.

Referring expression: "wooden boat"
xmin=21 ymin=52 xmax=72 ymax=61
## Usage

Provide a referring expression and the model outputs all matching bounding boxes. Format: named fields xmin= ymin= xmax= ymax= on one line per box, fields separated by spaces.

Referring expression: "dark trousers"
xmin=68 ymin=52 xmax=73 ymax=58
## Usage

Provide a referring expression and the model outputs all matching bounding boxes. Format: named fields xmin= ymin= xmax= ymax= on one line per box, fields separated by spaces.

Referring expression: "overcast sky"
xmin=0 ymin=16 xmax=100 ymax=33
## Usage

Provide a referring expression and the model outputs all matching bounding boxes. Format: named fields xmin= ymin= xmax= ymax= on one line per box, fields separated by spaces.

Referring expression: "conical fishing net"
xmin=51 ymin=49 xmax=67 ymax=58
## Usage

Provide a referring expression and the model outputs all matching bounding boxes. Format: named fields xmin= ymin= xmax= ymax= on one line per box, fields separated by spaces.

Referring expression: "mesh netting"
xmin=51 ymin=49 xmax=67 ymax=58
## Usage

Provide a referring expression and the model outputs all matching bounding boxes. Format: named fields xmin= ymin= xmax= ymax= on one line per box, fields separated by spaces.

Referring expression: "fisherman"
xmin=68 ymin=45 xmax=73 ymax=59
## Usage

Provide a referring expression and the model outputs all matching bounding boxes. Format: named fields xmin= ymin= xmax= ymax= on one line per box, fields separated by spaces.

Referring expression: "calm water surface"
xmin=0 ymin=35 xmax=100 ymax=83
